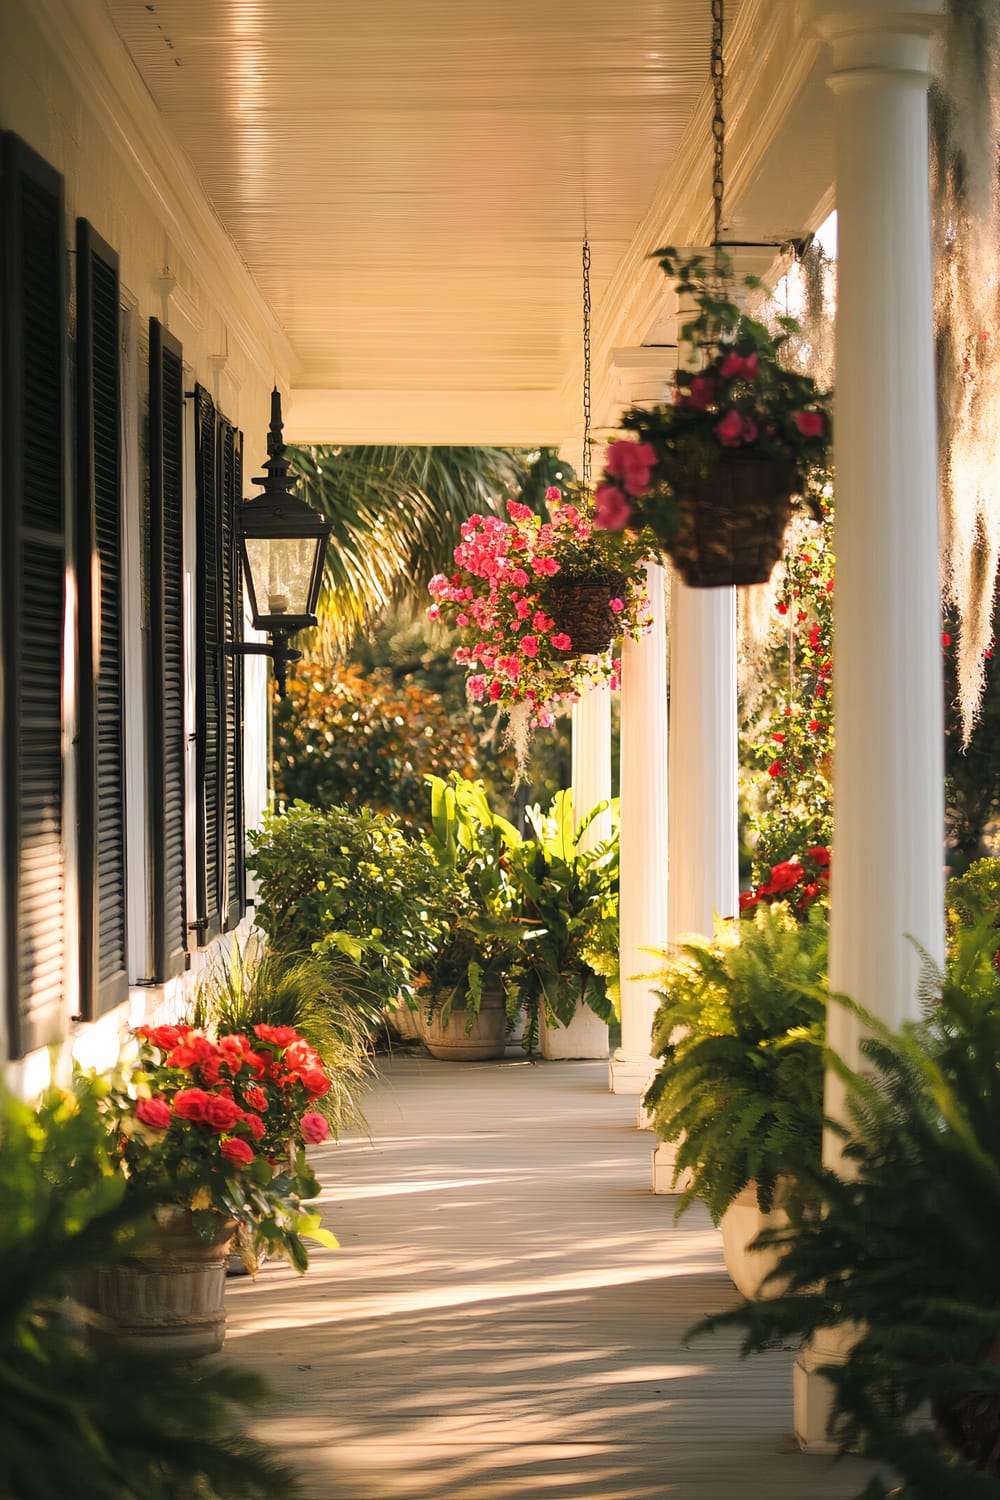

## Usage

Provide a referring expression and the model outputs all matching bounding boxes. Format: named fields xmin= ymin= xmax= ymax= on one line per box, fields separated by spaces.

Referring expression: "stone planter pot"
xmin=90 ymin=1207 xmax=235 ymax=1357
xmin=719 ymin=1180 xmax=791 ymax=1300
xmin=382 ymin=1002 xmax=422 ymax=1042
xmin=420 ymin=986 xmax=508 ymax=1061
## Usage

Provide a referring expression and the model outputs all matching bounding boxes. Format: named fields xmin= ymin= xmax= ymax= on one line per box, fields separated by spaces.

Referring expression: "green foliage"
xmin=0 ymin=1079 xmax=298 ymax=1499
xmin=192 ymin=937 xmax=377 ymax=1135
xmin=690 ymin=920 xmax=1000 ymax=1496
xmin=644 ymin=903 xmax=828 ymax=1222
xmin=948 ymin=857 xmax=1000 ymax=936
xmin=272 ymin=661 xmax=483 ymax=822
xmin=944 ymin=607 xmax=1000 ymax=873
xmin=741 ymin=500 xmax=835 ymax=876
xmin=503 ymin=790 xmax=620 ymax=1054
xmin=247 ymin=801 xmax=461 ymax=1008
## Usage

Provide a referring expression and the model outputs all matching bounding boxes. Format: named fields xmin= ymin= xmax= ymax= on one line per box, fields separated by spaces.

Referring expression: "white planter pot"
xmin=719 ymin=1181 xmax=791 ymax=1300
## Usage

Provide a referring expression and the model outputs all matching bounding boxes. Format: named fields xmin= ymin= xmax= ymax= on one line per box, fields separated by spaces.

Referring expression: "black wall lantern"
xmin=226 ymin=388 xmax=331 ymax=696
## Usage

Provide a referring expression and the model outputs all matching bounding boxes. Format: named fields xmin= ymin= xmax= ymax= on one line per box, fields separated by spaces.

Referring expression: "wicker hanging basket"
xmin=542 ymin=570 xmax=627 ymax=656
xmin=660 ymin=456 xmax=798 ymax=588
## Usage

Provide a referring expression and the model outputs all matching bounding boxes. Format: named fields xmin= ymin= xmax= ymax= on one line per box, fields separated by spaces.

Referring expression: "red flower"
xmin=135 ymin=1097 xmax=172 ymax=1131
xmin=763 ymin=861 xmax=803 ymax=894
xmin=204 ymin=1095 xmax=244 ymax=1132
xmin=167 ymin=1034 xmax=217 ymax=1070
xmin=804 ymin=846 xmax=831 ymax=867
xmin=243 ymin=1085 xmax=269 ymax=1113
xmin=738 ymin=891 xmax=759 ymax=913
xmin=299 ymin=1068 xmax=332 ymax=1099
xmin=688 ymin=374 xmax=717 ymax=410
xmin=775 ymin=602 xmax=788 ymax=616
xmin=253 ymin=1024 xmax=301 ymax=1048
xmin=771 ymin=732 xmax=786 ymax=744
xmin=173 ymin=1088 xmax=212 ymax=1123
xmin=767 ymin=760 xmax=785 ymax=778
xmin=793 ymin=410 xmax=825 ymax=437
xmin=593 ymin=483 xmax=632 ymax=532
xmin=243 ymin=1112 xmax=265 ymax=1142
xmin=137 ymin=1024 xmax=188 ymax=1051
xmin=605 ymin=439 xmax=656 ymax=497
xmin=720 ymin=351 xmax=758 ymax=381
xmin=715 ymin=409 xmax=745 ymax=447
xmin=220 ymin=1137 xmax=255 ymax=1167
xmin=301 ymin=1112 xmax=330 ymax=1145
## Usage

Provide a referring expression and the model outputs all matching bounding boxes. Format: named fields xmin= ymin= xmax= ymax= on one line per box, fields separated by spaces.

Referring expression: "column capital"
xmin=809 ymin=1 xmax=942 ymax=76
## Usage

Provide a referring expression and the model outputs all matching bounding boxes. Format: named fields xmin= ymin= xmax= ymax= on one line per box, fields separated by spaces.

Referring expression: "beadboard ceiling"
xmin=104 ymin=0 xmax=753 ymax=440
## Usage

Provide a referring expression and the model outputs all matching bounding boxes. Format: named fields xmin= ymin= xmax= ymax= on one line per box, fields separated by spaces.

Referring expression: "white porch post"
xmin=795 ymin=0 xmax=945 ymax=1450
xmin=540 ymin=680 xmax=612 ymax=1059
xmin=610 ymin=561 xmax=669 ymax=1094
xmin=667 ymin=581 xmax=739 ymax=941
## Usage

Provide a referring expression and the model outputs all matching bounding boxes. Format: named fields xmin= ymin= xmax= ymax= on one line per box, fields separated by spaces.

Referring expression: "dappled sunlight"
xmin=224 ymin=1057 xmax=876 ymax=1499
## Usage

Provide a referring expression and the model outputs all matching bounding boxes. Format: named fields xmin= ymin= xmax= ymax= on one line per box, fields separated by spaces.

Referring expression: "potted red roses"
xmin=593 ymin=247 xmax=832 ymax=587
xmin=89 ymin=1022 xmax=338 ymax=1355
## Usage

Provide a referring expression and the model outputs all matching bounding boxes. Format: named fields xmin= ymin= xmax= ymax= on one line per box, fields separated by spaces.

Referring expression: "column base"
xmin=539 ymin=1002 xmax=609 ymax=1060
xmin=637 ymin=1098 xmax=655 ymax=1130
xmin=793 ymin=1332 xmax=852 ymax=1453
xmin=652 ymin=1140 xmax=694 ymax=1195
xmin=609 ymin=1052 xmax=655 ymax=1096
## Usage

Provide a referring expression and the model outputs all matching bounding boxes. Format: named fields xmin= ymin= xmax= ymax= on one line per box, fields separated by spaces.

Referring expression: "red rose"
xmin=220 ymin=1137 xmax=255 ymax=1167
xmin=804 ymin=846 xmax=831 ymax=867
xmin=253 ymin=1023 xmax=300 ymax=1047
xmin=299 ymin=1068 xmax=331 ymax=1099
xmin=243 ymin=1112 xmax=265 ymax=1141
xmin=218 ymin=1034 xmax=251 ymax=1062
xmin=738 ymin=892 xmax=759 ymax=913
xmin=715 ymin=409 xmax=744 ymax=447
xmin=173 ymin=1088 xmax=211 ymax=1123
xmin=135 ymin=1097 xmax=172 ymax=1130
xmin=767 ymin=760 xmax=785 ymax=778
xmin=137 ymin=1024 xmax=188 ymax=1051
xmin=204 ymin=1095 xmax=243 ymax=1132
xmin=763 ymin=861 xmax=803 ymax=895
xmin=243 ymin=1085 xmax=269 ymax=1113
xmin=167 ymin=1034 xmax=217 ymax=1070
xmin=793 ymin=409 xmax=825 ymax=438
xmin=301 ymin=1112 xmax=330 ymax=1145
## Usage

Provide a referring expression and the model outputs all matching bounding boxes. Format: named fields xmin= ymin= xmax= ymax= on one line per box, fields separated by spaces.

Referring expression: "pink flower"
xmin=551 ymin=633 xmax=572 ymax=652
xmin=594 ymin=483 xmax=632 ymax=532
xmin=688 ymin=375 xmax=717 ymax=410
xmin=531 ymin=557 xmax=560 ymax=576
xmin=536 ymin=708 xmax=556 ymax=728
xmin=608 ymin=597 xmax=624 ymax=615
xmin=605 ymin=440 xmax=656 ymax=497
xmin=455 ymin=613 xmax=469 ymax=627
xmin=506 ymin=500 xmax=534 ymax=521
xmin=720 ymin=351 xmax=758 ymax=380
xmin=301 ymin=1112 xmax=330 ymax=1145
xmin=545 ymin=486 xmax=562 ymax=503
xmin=428 ymin=574 xmax=449 ymax=597
xmin=794 ymin=409 xmax=825 ymax=437
xmin=467 ymin=675 xmax=487 ymax=701
xmin=715 ymin=409 xmax=745 ymax=447
xmin=532 ymin=611 xmax=553 ymax=632
xmin=514 ymin=598 xmax=531 ymax=620
xmin=520 ymin=635 xmax=539 ymax=659
xmin=489 ymin=681 xmax=503 ymax=701
xmin=511 ymin=569 xmax=529 ymax=587
xmin=426 ymin=604 xmax=441 ymax=622
xmin=135 ymin=1097 xmax=172 ymax=1131
xmin=740 ymin=417 xmax=759 ymax=444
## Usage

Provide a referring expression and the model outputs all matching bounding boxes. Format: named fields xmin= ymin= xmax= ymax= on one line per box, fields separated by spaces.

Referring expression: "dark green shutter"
xmin=76 ymin=219 xmax=127 ymax=1018
xmin=148 ymin=318 xmax=187 ymax=981
xmin=193 ymin=382 xmax=222 ymax=943
xmin=220 ymin=418 xmax=246 ymax=929
xmin=1 ymin=133 xmax=68 ymax=1056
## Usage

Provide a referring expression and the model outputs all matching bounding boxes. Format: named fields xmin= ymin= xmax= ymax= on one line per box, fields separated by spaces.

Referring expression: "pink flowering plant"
xmin=95 ymin=1022 xmax=339 ymax=1273
xmin=428 ymin=487 xmax=651 ymax=727
xmin=592 ymin=247 xmax=832 ymax=543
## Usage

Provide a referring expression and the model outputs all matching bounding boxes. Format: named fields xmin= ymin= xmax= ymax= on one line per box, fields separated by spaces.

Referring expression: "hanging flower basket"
xmin=542 ymin=569 xmax=628 ymax=655
xmin=664 ymin=456 xmax=798 ymax=588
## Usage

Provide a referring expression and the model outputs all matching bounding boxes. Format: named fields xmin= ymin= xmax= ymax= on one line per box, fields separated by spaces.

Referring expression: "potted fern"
xmin=690 ymin=916 xmax=1000 ymax=1497
xmin=644 ymin=902 xmax=828 ymax=1296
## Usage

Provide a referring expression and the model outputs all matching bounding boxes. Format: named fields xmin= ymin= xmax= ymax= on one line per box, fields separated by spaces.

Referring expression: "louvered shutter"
xmin=193 ymin=382 xmax=222 ymax=944
xmin=219 ymin=418 xmax=246 ymax=929
xmin=76 ymin=220 xmax=127 ymax=1018
xmin=148 ymin=319 xmax=187 ymax=981
xmin=1 ymin=134 xmax=68 ymax=1057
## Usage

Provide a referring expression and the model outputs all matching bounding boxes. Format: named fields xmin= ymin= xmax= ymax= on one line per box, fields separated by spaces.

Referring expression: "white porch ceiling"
xmin=102 ymin=0 xmax=810 ymax=445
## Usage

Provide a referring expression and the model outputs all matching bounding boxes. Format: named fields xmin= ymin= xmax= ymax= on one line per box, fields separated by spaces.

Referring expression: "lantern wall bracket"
xmin=224 ymin=631 xmax=303 ymax=698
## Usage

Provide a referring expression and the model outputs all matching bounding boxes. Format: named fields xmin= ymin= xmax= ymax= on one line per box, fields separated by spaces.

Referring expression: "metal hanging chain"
xmin=582 ymin=238 xmax=592 ymax=484
xmin=711 ymin=0 xmax=725 ymax=272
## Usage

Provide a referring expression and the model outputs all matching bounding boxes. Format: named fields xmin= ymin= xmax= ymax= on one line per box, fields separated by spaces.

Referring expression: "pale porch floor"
xmin=224 ymin=1054 xmax=881 ymax=1499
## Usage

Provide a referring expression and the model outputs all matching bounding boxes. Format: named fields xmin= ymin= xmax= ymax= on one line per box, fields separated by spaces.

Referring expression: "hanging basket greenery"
xmin=542 ymin=569 xmax=628 ymax=655
xmin=594 ymin=247 xmax=832 ymax=588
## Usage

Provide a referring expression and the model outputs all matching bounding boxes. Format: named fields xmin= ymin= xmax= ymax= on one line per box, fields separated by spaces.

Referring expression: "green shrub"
xmin=691 ymin=919 xmax=1000 ymax=1497
xmin=644 ymin=902 xmax=828 ymax=1221
xmin=247 ymin=801 xmax=461 ymax=1008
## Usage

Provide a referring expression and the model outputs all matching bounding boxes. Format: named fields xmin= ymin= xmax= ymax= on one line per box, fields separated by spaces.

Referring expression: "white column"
xmin=540 ymin=678 xmax=612 ymax=1059
xmin=795 ymin=0 xmax=945 ymax=1452
xmin=610 ymin=561 xmax=669 ymax=1093
xmin=667 ymin=581 xmax=739 ymax=941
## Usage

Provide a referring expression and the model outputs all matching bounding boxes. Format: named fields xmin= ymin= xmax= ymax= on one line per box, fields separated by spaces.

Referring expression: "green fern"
xmin=644 ymin=903 xmax=828 ymax=1222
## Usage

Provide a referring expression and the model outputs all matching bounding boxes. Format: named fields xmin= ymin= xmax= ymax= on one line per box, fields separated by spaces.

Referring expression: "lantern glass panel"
xmin=244 ymin=535 xmax=321 ymax=620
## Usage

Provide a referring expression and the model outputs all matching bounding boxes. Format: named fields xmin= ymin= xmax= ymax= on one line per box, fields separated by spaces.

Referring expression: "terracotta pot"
xmin=719 ymin=1179 xmax=792 ymax=1300
xmin=661 ymin=456 xmax=798 ymax=588
xmin=90 ymin=1206 xmax=235 ymax=1357
xmin=542 ymin=570 xmax=627 ymax=656
xmin=420 ymin=985 xmax=508 ymax=1061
